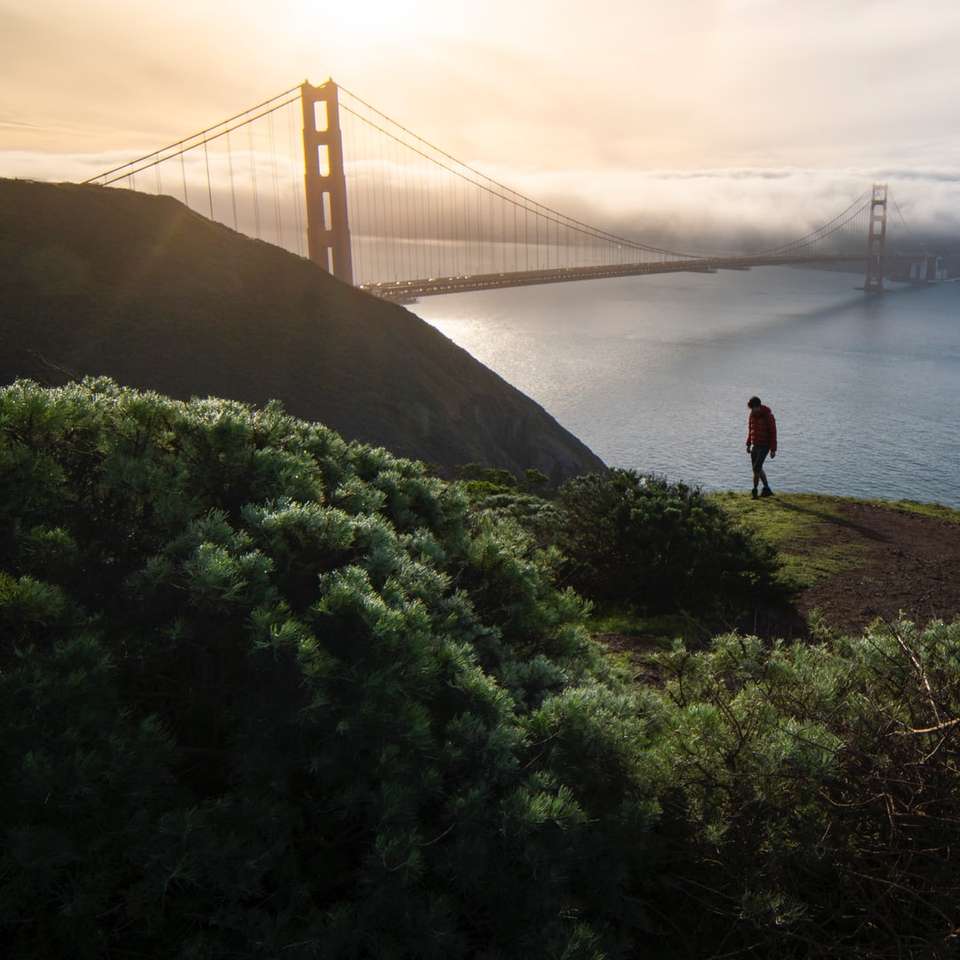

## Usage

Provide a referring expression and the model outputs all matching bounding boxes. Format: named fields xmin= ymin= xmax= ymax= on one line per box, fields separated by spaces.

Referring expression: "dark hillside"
xmin=0 ymin=178 xmax=603 ymax=480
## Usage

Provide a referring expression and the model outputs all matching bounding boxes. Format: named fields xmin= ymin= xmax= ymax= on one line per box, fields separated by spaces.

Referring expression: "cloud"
xmin=6 ymin=144 xmax=957 ymax=261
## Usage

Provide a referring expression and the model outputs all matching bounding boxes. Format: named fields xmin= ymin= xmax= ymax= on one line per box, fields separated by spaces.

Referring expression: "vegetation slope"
xmin=0 ymin=178 xmax=603 ymax=481
xmin=3 ymin=379 xmax=959 ymax=960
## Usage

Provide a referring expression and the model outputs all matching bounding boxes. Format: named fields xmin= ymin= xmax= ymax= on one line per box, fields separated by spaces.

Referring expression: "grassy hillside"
xmin=0 ymin=178 xmax=604 ymax=481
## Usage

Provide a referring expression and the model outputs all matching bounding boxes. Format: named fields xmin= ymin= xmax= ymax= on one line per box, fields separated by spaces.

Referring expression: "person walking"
xmin=746 ymin=396 xmax=777 ymax=498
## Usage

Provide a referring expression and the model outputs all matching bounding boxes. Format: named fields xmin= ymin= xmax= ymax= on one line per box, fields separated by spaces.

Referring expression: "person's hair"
xmin=748 ymin=396 xmax=762 ymax=408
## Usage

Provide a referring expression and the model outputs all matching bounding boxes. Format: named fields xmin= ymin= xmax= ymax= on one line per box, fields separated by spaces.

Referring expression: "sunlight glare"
xmin=293 ymin=0 xmax=444 ymax=45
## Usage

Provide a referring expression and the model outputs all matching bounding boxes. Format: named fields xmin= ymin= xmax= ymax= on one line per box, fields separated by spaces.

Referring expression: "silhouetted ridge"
xmin=0 ymin=178 xmax=604 ymax=480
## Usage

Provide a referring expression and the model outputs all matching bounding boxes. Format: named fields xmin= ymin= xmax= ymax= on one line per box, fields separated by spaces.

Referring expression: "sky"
xmin=3 ymin=0 xmax=960 ymax=241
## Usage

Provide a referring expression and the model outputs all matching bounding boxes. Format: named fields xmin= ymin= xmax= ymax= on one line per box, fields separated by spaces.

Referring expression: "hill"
xmin=0 ymin=178 xmax=603 ymax=480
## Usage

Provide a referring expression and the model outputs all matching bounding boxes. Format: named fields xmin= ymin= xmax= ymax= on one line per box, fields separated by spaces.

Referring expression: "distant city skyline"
xmin=3 ymin=0 xmax=960 ymax=237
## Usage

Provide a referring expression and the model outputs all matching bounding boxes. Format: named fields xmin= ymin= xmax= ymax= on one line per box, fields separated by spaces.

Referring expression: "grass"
xmin=711 ymin=492 xmax=869 ymax=591
xmin=586 ymin=608 xmax=713 ymax=650
xmin=713 ymin=492 xmax=960 ymax=592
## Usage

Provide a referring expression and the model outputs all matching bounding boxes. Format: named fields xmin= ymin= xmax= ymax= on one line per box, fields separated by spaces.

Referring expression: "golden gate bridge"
xmin=84 ymin=79 xmax=940 ymax=301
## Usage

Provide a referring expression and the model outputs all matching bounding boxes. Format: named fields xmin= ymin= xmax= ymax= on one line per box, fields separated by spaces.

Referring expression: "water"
xmin=414 ymin=267 xmax=960 ymax=507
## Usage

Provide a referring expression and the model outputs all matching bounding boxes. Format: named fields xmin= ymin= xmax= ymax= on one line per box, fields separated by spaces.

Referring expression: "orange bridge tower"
xmin=864 ymin=182 xmax=888 ymax=293
xmin=301 ymin=79 xmax=354 ymax=285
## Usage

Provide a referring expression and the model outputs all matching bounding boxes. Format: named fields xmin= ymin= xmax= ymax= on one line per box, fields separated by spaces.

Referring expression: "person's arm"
xmin=769 ymin=411 xmax=777 ymax=456
xmin=746 ymin=416 xmax=752 ymax=450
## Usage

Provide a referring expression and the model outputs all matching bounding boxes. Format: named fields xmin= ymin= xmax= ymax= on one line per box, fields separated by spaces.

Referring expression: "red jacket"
xmin=747 ymin=405 xmax=777 ymax=452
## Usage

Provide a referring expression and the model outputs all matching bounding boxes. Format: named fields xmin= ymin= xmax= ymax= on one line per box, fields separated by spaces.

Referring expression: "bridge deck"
xmin=362 ymin=254 xmax=868 ymax=302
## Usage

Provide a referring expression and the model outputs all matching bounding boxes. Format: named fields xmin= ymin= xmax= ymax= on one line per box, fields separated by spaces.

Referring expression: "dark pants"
xmin=751 ymin=445 xmax=770 ymax=473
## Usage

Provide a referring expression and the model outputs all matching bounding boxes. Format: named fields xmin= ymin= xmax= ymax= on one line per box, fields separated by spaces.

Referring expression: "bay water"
xmin=414 ymin=267 xmax=960 ymax=506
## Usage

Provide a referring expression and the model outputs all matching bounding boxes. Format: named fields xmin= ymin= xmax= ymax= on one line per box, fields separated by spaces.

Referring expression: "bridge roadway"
xmin=361 ymin=254 xmax=869 ymax=302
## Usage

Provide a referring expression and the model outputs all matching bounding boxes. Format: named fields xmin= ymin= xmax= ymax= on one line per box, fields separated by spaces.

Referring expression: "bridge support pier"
xmin=301 ymin=80 xmax=354 ymax=285
xmin=864 ymin=182 xmax=887 ymax=293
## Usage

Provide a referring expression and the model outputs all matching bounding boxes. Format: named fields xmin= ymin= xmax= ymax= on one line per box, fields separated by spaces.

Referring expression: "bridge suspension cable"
xmin=890 ymin=193 xmax=918 ymax=249
xmin=84 ymin=87 xmax=301 ymax=186
xmin=84 ymin=85 xmax=307 ymax=257
xmin=334 ymin=85 xmax=895 ymax=285
xmin=337 ymin=83 xmax=704 ymax=263
xmin=756 ymin=190 xmax=873 ymax=257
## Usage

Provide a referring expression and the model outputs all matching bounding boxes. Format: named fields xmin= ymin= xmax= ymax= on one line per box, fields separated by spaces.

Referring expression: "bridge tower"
xmin=301 ymin=80 xmax=354 ymax=285
xmin=864 ymin=182 xmax=888 ymax=293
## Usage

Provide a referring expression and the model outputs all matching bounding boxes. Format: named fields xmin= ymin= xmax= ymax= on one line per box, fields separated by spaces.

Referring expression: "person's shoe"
xmin=760 ymin=486 xmax=774 ymax=497
xmin=751 ymin=488 xmax=759 ymax=499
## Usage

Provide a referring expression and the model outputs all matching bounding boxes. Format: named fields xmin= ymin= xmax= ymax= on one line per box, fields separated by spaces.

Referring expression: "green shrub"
xmin=555 ymin=470 xmax=781 ymax=615
xmin=0 ymin=379 xmax=659 ymax=959
xmin=461 ymin=488 xmax=564 ymax=552
xmin=648 ymin=619 xmax=960 ymax=959
xmin=455 ymin=462 xmax=518 ymax=488
xmin=6 ymin=379 xmax=957 ymax=960
xmin=520 ymin=468 xmax=550 ymax=494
